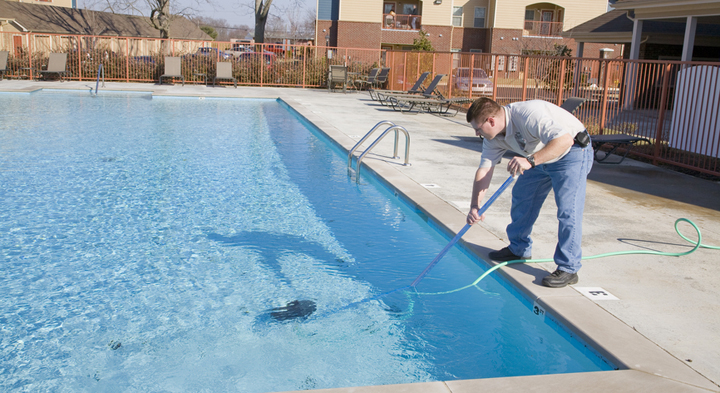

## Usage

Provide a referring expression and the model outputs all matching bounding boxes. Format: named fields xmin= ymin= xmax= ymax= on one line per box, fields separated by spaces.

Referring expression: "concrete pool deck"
xmin=2 ymin=80 xmax=719 ymax=392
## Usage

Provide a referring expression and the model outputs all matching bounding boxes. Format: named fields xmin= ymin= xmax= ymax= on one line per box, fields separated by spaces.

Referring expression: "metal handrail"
xmin=94 ymin=63 xmax=105 ymax=95
xmin=347 ymin=120 xmax=396 ymax=169
xmin=355 ymin=125 xmax=410 ymax=182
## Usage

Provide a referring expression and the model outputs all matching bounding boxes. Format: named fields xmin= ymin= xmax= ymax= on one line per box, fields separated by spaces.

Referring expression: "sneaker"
xmin=488 ymin=247 xmax=530 ymax=262
xmin=542 ymin=269 xmax=579 ymax=288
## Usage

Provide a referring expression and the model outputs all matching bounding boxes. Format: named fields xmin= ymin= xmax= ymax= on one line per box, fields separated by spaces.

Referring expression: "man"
xmin=466 ymin=98 xmax=593 ymax=288
xmin=410 ymin=5 xmax=418 ymax=29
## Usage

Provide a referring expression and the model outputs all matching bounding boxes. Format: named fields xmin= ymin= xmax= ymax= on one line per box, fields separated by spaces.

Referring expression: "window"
xmin=384 ymin=2 xmax=395 ymax=14
xmin=525 ymin=9 xmax=535 ymax=21
xmin=452 ymin=6 xmax=463 ymax=27
xmin=470 ymin=49 xmax=483 ymax=53
xmin=403 ymin=3 xmax=417 ymax=15
xmin=474 ymin=7 xmax=486 ymax=28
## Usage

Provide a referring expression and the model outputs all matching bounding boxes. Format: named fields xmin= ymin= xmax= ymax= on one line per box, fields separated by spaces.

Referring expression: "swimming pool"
xmin=0 ymin=91 xmax=613 ymax=392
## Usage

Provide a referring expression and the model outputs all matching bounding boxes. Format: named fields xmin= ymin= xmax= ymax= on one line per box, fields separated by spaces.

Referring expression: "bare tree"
xmin=254 ymin=0 xmax=273 ymax=43
xmin=190 ymin=16 xmax=252 ymax=41
xmin=251 ymin=0 xmax=305 ymax=43
xmin=93 ymin=0 xmax=204 ymax=39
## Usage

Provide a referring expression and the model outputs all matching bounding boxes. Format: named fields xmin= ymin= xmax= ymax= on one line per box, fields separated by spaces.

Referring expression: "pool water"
xmin=0 ymin=91 xmax=613 ymax=392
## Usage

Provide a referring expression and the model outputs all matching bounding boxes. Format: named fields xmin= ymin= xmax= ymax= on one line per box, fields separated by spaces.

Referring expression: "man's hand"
xmin=467 ymin=206 xmax=486 ymax=225
xmin=507 ymin=156 xmax=532 ymax=177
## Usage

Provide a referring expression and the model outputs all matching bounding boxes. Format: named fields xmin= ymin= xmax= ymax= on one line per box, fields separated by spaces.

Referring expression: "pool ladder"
xmin=347 ymin=120 xmax=410 ymax=182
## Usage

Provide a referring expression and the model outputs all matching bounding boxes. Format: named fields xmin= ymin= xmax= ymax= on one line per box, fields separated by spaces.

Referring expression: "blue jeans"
xmin=506 ymin=144 xmax=593 ymax=273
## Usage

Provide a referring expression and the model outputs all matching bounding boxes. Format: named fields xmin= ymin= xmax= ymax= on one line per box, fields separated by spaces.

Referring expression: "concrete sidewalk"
xmin=2 ymin=80 xmax=718 ymax=392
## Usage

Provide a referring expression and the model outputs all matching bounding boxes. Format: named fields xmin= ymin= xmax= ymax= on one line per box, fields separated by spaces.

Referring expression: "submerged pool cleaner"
xmin=269 ymin=300 xmax=318 ymax=321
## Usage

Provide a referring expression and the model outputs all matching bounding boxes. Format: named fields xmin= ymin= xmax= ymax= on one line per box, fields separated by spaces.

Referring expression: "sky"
xmin=81 ymin=0 xmax=316 ymax=29
xmin=182 ymin=0 xmax=316 ymax=28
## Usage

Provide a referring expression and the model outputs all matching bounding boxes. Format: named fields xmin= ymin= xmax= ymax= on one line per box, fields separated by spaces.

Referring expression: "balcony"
xmin=523 ymin=20 xmax=563 ymax=37
xmin=383 ymin=13 xmax=422 ymax=31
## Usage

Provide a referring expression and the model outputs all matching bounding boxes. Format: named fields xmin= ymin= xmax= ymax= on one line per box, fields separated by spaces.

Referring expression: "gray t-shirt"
xmin=479 ymin=100 xmax=586 ymax=168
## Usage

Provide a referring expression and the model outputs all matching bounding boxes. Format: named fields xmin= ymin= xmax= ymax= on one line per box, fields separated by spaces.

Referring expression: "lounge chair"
xmin=40 ymin=53 xmax=68 ymax=82
xmin=386 ymin=76 xmax=477 ymax=116
xmin=0 ymin=51 xmax=8 ymax=80
xmin=369 ymin=71 xmax=430 ymax=101
xmin=379 ymin=73 xmax=446 ymax=105
xmin=328 ymin=65 xmax=348 ymax=93
xmin=559 ymin=97 xmax=649 ymax=164
xmin=213 ymin=62 xmax=237 ymax=88
xmin=560 ymin=97 xmax=588 ymax=115
xmin=160 ymin=56 xmax=185 ymax=86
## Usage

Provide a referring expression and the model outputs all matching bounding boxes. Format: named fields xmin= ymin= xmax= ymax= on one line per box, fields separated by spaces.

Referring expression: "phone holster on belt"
xmin=574 ymin=131 xmax=590 ymax=148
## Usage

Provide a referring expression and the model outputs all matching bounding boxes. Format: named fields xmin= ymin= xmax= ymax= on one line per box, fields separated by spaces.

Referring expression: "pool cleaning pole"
xmin=321 ymin=176 xmax=516 ymax=317
xmin=410 ymin=175 xmax=516 ymax=288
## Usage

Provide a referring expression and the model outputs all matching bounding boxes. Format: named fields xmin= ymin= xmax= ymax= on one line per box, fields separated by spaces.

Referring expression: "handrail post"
xmin=653 ymin=63 xmax=672 ymax=165
xmin=556 ymin=58 xmax=566 ymax=106
xmin=521 ymin=56 xmax=529 ymax=101
xmin=599 ymin=59 xmax=611 ymax=134
xmin=302 ymin=45 xmax=307 ymax=88
xmin=492 ymin=55 xmax=499 ymax=101
xmin=77 ymin=35 xmax=83 ymax=81
xmin=126 ymin=37 xmax=130 ymax=82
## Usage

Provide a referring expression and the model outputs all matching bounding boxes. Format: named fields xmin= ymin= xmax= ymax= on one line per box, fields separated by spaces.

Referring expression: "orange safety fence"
xmin=1 ymin=31 xmax=719 ymax=176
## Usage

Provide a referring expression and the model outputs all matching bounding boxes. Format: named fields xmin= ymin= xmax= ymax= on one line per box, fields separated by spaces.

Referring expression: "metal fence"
xmin=0 ymin=32 xmax=383 ymax=87
xmin=385 ymin=52 xmax=720 ymax=176
xmin=1 ymin=31 xmax=719 ymax=176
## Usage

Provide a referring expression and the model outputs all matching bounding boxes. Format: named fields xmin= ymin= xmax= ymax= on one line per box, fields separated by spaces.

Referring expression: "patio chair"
xmin=0 ymin=51 xmax=8 ymax=80
xmin=213 ymin=62 xmax=237 ymax=88
xmin=374 ymin=67 xmax=391 ymax=88
xmin=353 ymin=68 xmax=379 ymax=90
xmin=369 ymin=71 xmax=430 ymax=101
xmin=328 ymin=65 xmax=348 ymax=93
xmin=160 ymin=56 xmax=185 ymax=86
xmin=40 ymin=53 xmax=68 ymax=82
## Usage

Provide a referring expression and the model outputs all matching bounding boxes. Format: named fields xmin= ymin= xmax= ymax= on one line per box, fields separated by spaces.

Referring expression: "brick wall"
xmin=316 ymin=20 xmax=338 ymax=47
xmin=451 ymin=28 xmax=490 ymax=52
xmin=381 ymin=29 xmax=421 ymax=47
xmin=337 ymin=21 xmax=382 ymax=49
xmin=421 ymin=25 xmax=453 ymax=52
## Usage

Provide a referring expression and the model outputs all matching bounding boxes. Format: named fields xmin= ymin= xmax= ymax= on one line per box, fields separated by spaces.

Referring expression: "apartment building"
xmin=316 ymin=0 xmax=614 ymax=57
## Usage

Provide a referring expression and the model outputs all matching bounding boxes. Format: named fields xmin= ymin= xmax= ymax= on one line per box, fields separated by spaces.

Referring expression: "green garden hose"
xmin=413 ymin=218 xmax=719 ymax=297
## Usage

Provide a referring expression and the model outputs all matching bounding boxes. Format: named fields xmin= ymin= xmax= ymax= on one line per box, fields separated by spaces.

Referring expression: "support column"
xmin=682 ymin=16 xmax=697 ymax=62
xmin=624 ymin=18 xmax=643 ymax=109
xmin=629 ymin=18 xmax=643 ymax=60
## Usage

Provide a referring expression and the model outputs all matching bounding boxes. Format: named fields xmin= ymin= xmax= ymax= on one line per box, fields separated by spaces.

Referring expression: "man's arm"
xmin=467 ymin=165 xmax=495 ymax=225
xmin=506 ymin=133 xmax=574 ymax=176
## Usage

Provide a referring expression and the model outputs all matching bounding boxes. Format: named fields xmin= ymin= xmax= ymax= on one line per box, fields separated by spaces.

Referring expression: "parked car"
xmin=193 ymin=47 xmax=233 ymax=60
xmin=264 ymin=44 xmax=285 ymax=54
xmin=454 ymin=67 xmax=493 ymax=95
xmin=236 ymin=51 xmax=276 ymax=68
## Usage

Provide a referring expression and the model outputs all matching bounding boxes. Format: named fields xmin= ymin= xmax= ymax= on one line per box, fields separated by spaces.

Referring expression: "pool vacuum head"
xmin=270 ymin=300 xmax=317 ymax=321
